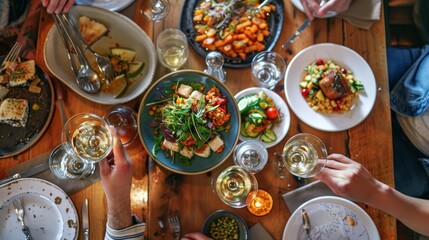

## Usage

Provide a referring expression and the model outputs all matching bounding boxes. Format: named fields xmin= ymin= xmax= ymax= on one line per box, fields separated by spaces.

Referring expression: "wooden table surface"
xmin=0 ymin=0 xmax=396 ymax=239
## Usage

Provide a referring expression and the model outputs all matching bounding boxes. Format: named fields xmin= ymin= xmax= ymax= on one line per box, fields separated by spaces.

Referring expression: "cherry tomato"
xmin=301 ymin=88 xmax=309 ymax=98
xmin=316 ymin=59 xmax=325 ymax=65
xmin=216 ymin=97 xmax=227 ymax=105
xmin=341 ymin=68 xmax=348 ymax=74
xmin=265 ymin=107 xmax=279 ymax=120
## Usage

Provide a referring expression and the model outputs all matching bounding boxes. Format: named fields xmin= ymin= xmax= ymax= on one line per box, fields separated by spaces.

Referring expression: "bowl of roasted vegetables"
xmin=202 ymin=210 xmax=248 ymax=240
xmin=138 ymin=70 xmax=240 ymax=175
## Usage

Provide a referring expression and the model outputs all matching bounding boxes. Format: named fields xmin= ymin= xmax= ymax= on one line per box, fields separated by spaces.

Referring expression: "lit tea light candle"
xmin=246 ymin=189 xmax=273 ymax=216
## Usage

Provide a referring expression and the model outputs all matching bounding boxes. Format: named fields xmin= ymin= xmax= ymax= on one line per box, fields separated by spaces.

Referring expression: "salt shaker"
xmin=204 ymin=51 xmax=226 ymax=82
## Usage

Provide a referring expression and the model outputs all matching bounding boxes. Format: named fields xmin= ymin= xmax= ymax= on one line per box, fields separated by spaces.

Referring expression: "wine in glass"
xmin=212 ymin=165 xmax=258 ymax=208
xmin=141 ymin=0 xmax=170 ymax=22
xmin=62 ymin=113 xmax=113 ymax=163
xmin=156 ymin=28 xmax=189 ymax=72
xmin=282 ymin=133 xmax=328 ymax=178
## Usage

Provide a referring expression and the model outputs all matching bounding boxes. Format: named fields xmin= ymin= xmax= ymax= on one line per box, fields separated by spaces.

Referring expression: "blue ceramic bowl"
xmin=138 ymin=70 xmax=240 ymax=175
xmin=202 ymin=210 xmax=249 ymax=240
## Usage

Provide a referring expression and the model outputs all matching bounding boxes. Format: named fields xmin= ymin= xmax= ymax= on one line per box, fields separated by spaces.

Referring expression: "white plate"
xmin=283 ymin=196 xmax=380 ymax=240
xmin=44 ymin=5 xmax=156 ymax=105
xmin=0 ymin=178 xmax=78 ymax=239
xmin=235 ymin=87 xmax=291 ymax=148
xmin=284 ymin=43 xmax=377 ymax=132
xmin=75 ymin=0 xmax=135 ymax=12
xmin=290 ymin=0 xmax=337 ymax=18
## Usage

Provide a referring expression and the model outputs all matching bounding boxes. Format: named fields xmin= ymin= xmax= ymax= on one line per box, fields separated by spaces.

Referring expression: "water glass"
xmin=103 ymin=105 xmax=138 ymax=147
xmin=282 ymin=133 xmax=328 ymax=178
xmin=62 ymin=113 xmax=113 ymax=163
xmin=140 ymin=0 xmax=170 ymax=22
xmin=212 ymin=165 xmax=258 ymax=208
xmin=233 ymin=140 xmax=268 ymax=173
xmin=49 ymin=144 xmax=96 ymax=179
xmin=251 ymin=51 xmax=286 ymax=90
xmin=156 ymin=28 xmax=189 ymax=71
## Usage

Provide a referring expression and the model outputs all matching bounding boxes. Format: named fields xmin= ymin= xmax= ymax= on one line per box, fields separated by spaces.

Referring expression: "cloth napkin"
xmin=6 ymin=151 xmax=100 ymax=195
xmin=249 ymin=222 xmax=274 ymax=240
xmin=282 ymin=180 xmax=337 ymax=213
xmin=338 ymin=0 xmax=382 ymax=30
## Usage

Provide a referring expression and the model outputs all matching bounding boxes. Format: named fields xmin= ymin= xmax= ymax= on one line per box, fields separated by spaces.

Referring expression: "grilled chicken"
xmin=319 ymin=70 xmax=351 ymax=100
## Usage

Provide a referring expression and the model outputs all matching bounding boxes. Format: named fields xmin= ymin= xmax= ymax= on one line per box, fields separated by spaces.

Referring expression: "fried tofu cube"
xmin=162 ymin=139 xmax=179 ymax=152
xmin=207 ymin=135 xmax=224 ymax=152
xmin=189 ymin=90 xmax=204 ymax=101
xmin=194 ymin=144 xmax=211 ymax=158
xmin=177 ymin=84 xmax=193 ymax=98
xmin=180 ymin=146 xmax=194 ymax=159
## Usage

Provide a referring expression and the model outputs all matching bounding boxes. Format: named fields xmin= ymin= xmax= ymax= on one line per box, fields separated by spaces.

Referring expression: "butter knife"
xmin=82 ymin=198 xmax=89 ymax=240
xmin=281 ymin=18 xmax=312 ymax=49
xmin=0 ymin=161 xmax=49 ymax=186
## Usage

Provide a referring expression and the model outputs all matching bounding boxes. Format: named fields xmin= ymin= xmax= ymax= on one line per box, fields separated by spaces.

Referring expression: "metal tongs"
xmin=53 ymin=13 xmax=101 ymax=93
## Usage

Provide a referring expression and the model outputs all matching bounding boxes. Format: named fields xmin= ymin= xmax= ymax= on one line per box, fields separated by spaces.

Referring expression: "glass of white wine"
xmin=156 ymin=28 xmax=189 ymax=72
xmin=62 ymin=113 xmax=113 ymax=164
xmin=212 ymin=165 xmax=258 ymax=208
xmin=282 ymin=133 xmax=328 ymax=178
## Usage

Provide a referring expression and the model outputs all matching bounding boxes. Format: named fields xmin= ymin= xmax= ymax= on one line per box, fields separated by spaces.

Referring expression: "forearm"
xmin=107 ymin=198 xmax=133 ymax=230
xmin=366 ymin=181 xmax=429 ymax=236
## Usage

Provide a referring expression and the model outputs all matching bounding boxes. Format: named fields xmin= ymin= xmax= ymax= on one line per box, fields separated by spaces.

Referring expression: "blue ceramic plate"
xmin=179 ymin=0 xmax=284 ymax=68
xmin=202 ymin=209 xmax=249 ymax=240
xmin=138 ymin=70 xmax=240 ymax=175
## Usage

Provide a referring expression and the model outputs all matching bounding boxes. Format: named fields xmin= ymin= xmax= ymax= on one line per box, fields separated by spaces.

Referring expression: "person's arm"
xmin=99 ymin=127 xmax=145 ymax=240
xmin=41 ymin=0 xmax=75 ymax=14
xmin=316 ymin=154 xmax=429 ymax=236
xmin=299 ymin=0 xmax=352 ymax=19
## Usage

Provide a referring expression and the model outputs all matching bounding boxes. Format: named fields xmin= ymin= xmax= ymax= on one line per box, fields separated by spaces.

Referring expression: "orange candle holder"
xmin=246 ymin=189 xmax=273 ymax=216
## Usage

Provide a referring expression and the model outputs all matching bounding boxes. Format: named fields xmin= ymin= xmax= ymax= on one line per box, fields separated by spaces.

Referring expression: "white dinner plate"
xmin=284 ymin=43 xmax=377 ymax=132
xmin=44 ymin=5 xmax=156 ymax=105
xmin=283 ymin=196 xmax=380 ymax=240
xmin=235 ymin=87 xmax=291 ymax=148
xmin=75 ymin=0 xmax=135 ymax=12
xmin=0 ymin=178 xmax=78 ymax=239
xmin=290 ymin=0 xmax=337 ymax=18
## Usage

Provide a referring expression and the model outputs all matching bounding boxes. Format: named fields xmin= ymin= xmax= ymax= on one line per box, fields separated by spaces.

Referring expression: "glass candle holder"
xmin=246 ymin=189 xmax=273 ymax=216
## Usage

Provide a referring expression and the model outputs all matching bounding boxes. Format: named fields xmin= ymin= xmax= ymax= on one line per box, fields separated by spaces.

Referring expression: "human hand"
xmin=99 ymin=127 xmax=133 ymax=229
xmin=41 ymin=0 xmax=75 ymax=14
xmin=300 ymin=0 xmax=352 ymax=19
xmin=315 ymin=154 xmax=382 ymax=204
xmin=181 ymin=232 xmax=213 ymax=240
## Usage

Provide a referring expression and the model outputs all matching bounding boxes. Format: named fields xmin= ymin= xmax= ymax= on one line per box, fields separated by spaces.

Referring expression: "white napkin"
xmin=338 ymin=0 xmax=382 ymax=30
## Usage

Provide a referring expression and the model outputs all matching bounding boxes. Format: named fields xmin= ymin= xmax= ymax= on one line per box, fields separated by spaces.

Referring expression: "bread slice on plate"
xmin=9 ymin=60 xmax=36 ymax=87
xmin=79 ymin=15 xmax=108 ymax=45
xmin=0 ymin=98 xmax=29 ymax=127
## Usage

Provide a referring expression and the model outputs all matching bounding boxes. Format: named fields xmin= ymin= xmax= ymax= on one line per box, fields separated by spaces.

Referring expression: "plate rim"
xmin=234 ymin=87 xmax=290 ymax=148
xmin=0 ymin=178 xmax=79 ymax=239
xmin=137 ymin=70 xmax=241 ymax=175
xmin=284 ymin=43 xmax=377 ymax=132
xmin=43 ymin=5 xmax=156 ymax=105
xmin=0 ymin=57 xmax=55 ymax=159
xmin=282 ymin=195 xmax=380 ymax=240
xmin=75 ymin=0 xmax=135 ymax=12
xmin=179 ymin=0 xmax=285 ymax=68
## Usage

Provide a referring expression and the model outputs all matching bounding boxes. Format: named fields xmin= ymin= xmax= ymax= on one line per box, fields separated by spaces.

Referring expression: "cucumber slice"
xmin=260 ymin=133 xmax=273 ymax=143
xmin=263 ymin=129 xmax=277 ymax=141
xmin=111 ymin=47 xmax=137 ymax=62
xmin=248 ymin=112 xmax=264 ymax=126
xmin=245 ymin=124 xmax=259 ymax=138
xmin=127 ymin=61 xmax=145 ymax=78
xmin=237 ymin=94 xmax=258 ymax=114
xmin=240 ymin=122 xmax=248 ymax=137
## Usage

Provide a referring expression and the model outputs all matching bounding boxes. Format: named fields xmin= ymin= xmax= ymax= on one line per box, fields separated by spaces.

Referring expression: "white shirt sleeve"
xmin=105 ymin=216 xmax=146 ymax=240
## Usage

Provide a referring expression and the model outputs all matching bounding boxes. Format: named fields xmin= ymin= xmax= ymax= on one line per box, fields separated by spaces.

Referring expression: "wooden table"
xmin=0 ymin=0 xmax=396 ymax=239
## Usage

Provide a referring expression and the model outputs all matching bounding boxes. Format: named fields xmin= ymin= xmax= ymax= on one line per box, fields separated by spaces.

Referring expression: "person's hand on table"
xmin=300 ymin=0 xmax=352 ymax=19
xmin=99 ymin=127 xmax=133 ymax=230
xmin=41 ymin=0 xmax=75 ymax=14
xmin=181 ymin=232 xmax=213 ymax=240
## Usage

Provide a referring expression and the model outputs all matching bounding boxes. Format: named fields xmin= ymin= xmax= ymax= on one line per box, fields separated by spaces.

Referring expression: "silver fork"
xmin=0 ymin=42 xmax=22 ymax=72
xmin=12 ymin=197 xmax=33 ymax=240
xmin=167 ymin=216 xmax=181 ymax=239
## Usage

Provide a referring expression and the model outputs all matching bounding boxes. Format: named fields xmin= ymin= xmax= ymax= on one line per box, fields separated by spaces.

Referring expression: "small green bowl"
xmin=202 ymin=210 xmax=249 ymax=240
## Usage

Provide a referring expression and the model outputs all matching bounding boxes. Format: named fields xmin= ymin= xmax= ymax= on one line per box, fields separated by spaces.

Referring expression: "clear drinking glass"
xmin=140 ymin=0 xmax=170 ymax=22
xmin=156 ymin=28 xmax=189 ymax=72
xmin=62 ymin=113 xmax=113 ymax=163
xmin=49 ymin=144 xmax=96 ymax=179
xmin=233 ymin=140 xmax=268 ymax=173
xmin=251 ymin=51 xmax=286 ymax=90
xmin=212 ymin=165 xmax=258 ymax=208
xmin=103 ymin=105 xmax=138 ymax=147
xmin=282 ymin=133 xmax=328 ymax=178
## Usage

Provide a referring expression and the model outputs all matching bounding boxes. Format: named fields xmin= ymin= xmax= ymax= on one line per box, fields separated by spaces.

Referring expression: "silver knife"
xmin=82 ymin=198 xmax=90 ymax=240
xmin=0 ymin=161 xmax=49 ymax=186
xmin=281 ymin=18 xmax=312 ymax=49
